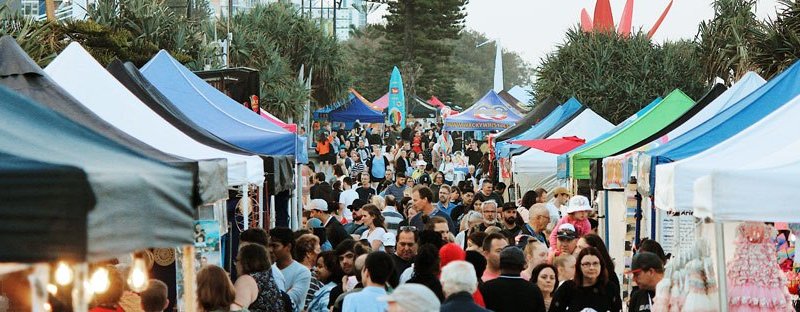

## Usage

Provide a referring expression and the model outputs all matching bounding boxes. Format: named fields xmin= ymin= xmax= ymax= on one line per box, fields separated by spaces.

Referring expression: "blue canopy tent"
xmin=443 ymin=90 xmax=524 ymax=131
xmin=313 ymin=106 xmax=337 ymax=120
xmin=329 ymin=90 xmax=385 ymax=123
xmin=646 ymin=60 xmax=800 ymax=194
xmin=557 ymin=97 xmax=662 ymax=179
xmin=141 ymin=50 xmax=306 ymax=163
xmin=496 ymin=97 xmax=585 ymax=158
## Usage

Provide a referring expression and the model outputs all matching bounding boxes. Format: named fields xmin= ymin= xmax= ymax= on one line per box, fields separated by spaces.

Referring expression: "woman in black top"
xmin=406 ymin=244 xmax=445 ymax=301
xmin=576 ymin=234 xmax=620 ymax=287
xmin=549 ymin=247 xmax=621 ymax=312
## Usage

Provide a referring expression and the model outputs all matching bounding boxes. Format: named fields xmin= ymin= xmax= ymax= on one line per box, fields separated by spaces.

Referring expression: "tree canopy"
xmin=533 ymin=28 xmax=706 ymax=124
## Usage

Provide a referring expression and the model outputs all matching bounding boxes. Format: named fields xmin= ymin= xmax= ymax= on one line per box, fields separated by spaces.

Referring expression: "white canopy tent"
xmin=45 ymin=42 xmax=265 ymax=187
xmin=511 ymin=108 xmax=613 ymax=191
xmin=654 ymin=93 xmax=800 ymax=213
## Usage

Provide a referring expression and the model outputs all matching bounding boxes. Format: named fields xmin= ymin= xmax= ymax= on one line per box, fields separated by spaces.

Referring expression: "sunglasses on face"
xmin=399 ymin=226 xmax=417 ymax=232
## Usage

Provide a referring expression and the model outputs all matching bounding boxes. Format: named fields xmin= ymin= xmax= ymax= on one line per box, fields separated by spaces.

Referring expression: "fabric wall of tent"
xmin=499 ymin=90 xmax=530 ymax=113
xmin=0 ymin=84 xmax=194 ymax=261
xmin=566 ymin=90 xmax=694 ymax=180
xmin=443 ymin=90 xmax=524 ymax=131
xmin=656 ymin=93 xmax=800 ymax=214
xmin=496 ymin=98 xmax=584 ymax=159
xmin=647 ymin=61 xmax=800 ymax=197
xmin=141 ymin=51 xmax=303 ymax=162
xmin=595 ymin=83 xmax=727 ymax=190
xmin=45 ymin=43 xmax=267 ymax=193
xmin=0 ymin=152 xmax=94 ymax=262
xmin=557 ymin=96 xmax=663 ymax=179
xmin=329 ymin=89 xmax=385 ymax=123
xmin=0 ymin=36 xmax=227 ymax=206
xmin=507 ymin=85 xmax=533 ymax=105
xmin=512 ymin=107 xmax=613 ymax=191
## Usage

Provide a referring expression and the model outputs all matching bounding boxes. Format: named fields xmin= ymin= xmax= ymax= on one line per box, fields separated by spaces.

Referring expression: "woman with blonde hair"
xmin=371 ymin=195 xmax=386 ymax=210
xmin=197 ymin=265 xmax=248 ymax=312
xmin=521 ymin=240 xmax=549 ymax=281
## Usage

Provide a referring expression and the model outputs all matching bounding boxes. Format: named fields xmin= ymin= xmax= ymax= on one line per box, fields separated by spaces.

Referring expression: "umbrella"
xmin=510 ymin=136 xmax=586 ymax=155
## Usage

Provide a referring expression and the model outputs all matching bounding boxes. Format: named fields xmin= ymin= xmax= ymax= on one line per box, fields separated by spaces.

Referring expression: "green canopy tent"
xmin=568 ymin=89 xmax=695 ymax=180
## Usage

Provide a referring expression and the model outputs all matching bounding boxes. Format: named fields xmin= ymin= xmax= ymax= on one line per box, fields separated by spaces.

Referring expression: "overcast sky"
xmin=370 ymin=0 xmax=781 ymax=66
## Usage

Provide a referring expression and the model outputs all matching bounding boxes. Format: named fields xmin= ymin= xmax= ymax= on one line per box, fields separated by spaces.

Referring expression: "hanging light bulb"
xmin=89 ymin=267 xmax=110 ymax=294
xmin=54 ymin=262 xmax=73 ymax=286
xmin=127 ymin=258 xmax=149 ymax=292
xmin=47 ymin=284 xmax=58 ymax=296
xmin=43 ymin=302 xmax=52 ymax=311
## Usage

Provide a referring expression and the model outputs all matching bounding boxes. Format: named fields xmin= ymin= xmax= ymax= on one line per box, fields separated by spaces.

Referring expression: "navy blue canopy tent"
xmin=329 ymin=90 xmax=385 ymax=123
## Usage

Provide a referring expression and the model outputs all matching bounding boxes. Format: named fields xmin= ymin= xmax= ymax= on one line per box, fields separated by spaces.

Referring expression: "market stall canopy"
xmin=632 ymin=73 xmax=764 ymax=195
xmin=498 ymin=97 xmax=584 ymax=158
xmin=427 ymin=96 xmax=446 ymax=108
xmin=595 ymin=83 xmax=728 ymax=190
xmin=107 ymin=61 xmax=296 ymax=194
xmin=443 ymin=90 xmax=524 ymax=131
xmin=0 ymin=36 xmax=224 ymax=206
xmin=141 ymin=50 xmax=303 ymax=160
xmin=0 ymin=152 xmax=94 ymax=263
xmin=499 ymin=90 xmax=531 ymax=113
xmin=693 ymin=159 xmax=800 ymax=223
xmin=45 ymin=43 xmax=264 ymax=189
xmin=557 ymin=96 xmax=662 ymax=179
xmin=409 ymin=96 xmax=439 ymax=118
xmin=371 ymin=93 xmax=389 ymax=111
xmin=646 ymin=62 xmax=800 ymax=193
xmin=656 ymin=92 xmax=800 ymax=213
xmin=492 ymin=98 xmax=560 ymax=142
xmin=0 ymin=84 xmax=194 ymax=261
xmin=568 ymin=90 xmax=694 ymax=180
xmin=510 ymin=136 xmax=585 ymax=155
xmin=507 ymin=85 xmax=533 ymax=105
xmin=259 ymin=109 xmax=297 ymax=133
xmin=512 ymin=107 xmax=613 ymax=191
xmin=329 ymin=89 xmax=385 ymax=123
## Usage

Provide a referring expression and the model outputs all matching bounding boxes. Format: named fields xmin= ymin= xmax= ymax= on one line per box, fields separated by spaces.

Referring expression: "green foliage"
xmin=696 ymin=0 xmax=764 ymax=84
xmin=382 ymin=0 xmax=468 ymax=100
xmin=0 ymin=5 xmax=62 ymax=66
xmin=342 ymin=25 xmax=390 ymax=101
xmin=534 ymin=28 xmax=706 ymax=124
xmin=753 ymin=0 xmax=800 ymax=78
xmin=227 ymin=2 xmax=352 ymax=119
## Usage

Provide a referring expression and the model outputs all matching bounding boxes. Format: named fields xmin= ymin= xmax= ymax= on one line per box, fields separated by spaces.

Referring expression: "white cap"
xmin=565 ymin=195 xmax=592 ymax=214
xmin=305 ymin=199 xmax=328 ymax=212
xmin=382 ymin=232 xmax=396 ymax=247
xmin=558 ymin=223 xmax=577 ymax=232
xmin=378 ymin=284 xmax=440 ymax=312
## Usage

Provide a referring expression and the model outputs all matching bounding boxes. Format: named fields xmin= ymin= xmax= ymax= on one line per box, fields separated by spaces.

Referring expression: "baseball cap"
xmin=378 ymin=283 xmax=440 ymax=312
xmin=382 ymin=232 xmax=396 ymax=247
xmin=348 ymin=198 xmax=367 ymax=211
xmin=565 ymin=195 xmax=593 ymax=214
xmin=499 ymin=246 xmax=526 ymax=268
xmin=551 ymin=186 xmax=572 ymax=197
xmin=305 ymin=199 xmax=328 ymax=212
xmin=556 ymin=223 xmax=578 ymax=240
xmin=418 ymin=174 xmax=432 ymax=185
xmin=626 ymin=251 xmax=664 ymax=274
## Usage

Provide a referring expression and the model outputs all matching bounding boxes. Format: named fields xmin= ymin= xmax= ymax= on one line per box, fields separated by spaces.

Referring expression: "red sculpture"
xmin=581 ymin=0 xmax=673 ymax=39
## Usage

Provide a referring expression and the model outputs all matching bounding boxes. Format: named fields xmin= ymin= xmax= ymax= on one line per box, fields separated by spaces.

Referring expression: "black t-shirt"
xmin=550 ymin=280 xmax=622 ymax=312
xmin=628 ymin=289 xmax=655 ymax=312
xmin=355 ymin=186 xmax=376 ymax=201
xmin=475 ymin=192 xmax=504 ymax=205
xmin=465 ymin=149 xmax=483 ymax=167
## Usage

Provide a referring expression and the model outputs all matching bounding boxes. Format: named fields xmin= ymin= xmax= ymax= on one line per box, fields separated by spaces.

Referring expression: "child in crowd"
xmin=140 ymin=279 xmax=169 ymax=312
xmin=549 ymin=195 xmax=593 ymax=250
xmin=553 ymin=254 xmax=576 ymax=288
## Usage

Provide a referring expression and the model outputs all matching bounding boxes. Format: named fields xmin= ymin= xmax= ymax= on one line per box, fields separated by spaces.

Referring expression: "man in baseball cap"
xmin=627 ymin=251 xmax=665 ymax=312
xmin=555 ymin=223 xmax=578 ymax=256
xmin=305 ymin=199 xmax=348 ymax=249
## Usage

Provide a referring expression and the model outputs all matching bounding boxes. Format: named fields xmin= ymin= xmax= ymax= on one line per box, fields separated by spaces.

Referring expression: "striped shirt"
xmin=382 ymin=206 xmax=404 ymax=236
xmin=350 ymin=162 xmax=366 ymax=179
xmin=305 ymin=271 xmax=323 ymax=310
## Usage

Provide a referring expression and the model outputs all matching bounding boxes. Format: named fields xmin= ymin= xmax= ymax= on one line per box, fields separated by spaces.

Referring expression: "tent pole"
xmin=271 ymin=195 xmax=277 ymax=229
xmin=71 ymin=263 xmax=89 ymax=312
xmin=634 ymin=191 xmax=643 ymax=245
xmin=650 ymin=196 xmax=656 ymax=239
xmin=714 ymin=222 xmax=729 ymax=312
xmin=604 ymin=190 xmax=610 ymax=250
xmin=258 ymin=184 xmax=264 ymax=229
xmin=182 ymin=245 xmax=197 ymax=312
xmin=294 ymin=162 xmax=302 ymax=230
xmin=242 ymin=184 xmax=250 ymax=230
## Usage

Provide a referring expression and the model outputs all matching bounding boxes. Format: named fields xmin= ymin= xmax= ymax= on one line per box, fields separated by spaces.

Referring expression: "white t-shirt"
xmin=360 ymin=227 xmax=387 ymax=251
xmin=339 ymin=189 xmax=359 ymax=222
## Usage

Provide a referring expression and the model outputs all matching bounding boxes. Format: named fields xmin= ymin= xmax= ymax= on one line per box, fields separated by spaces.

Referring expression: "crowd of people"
xmin=83 ymin=121 xmax=672 ymax=312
